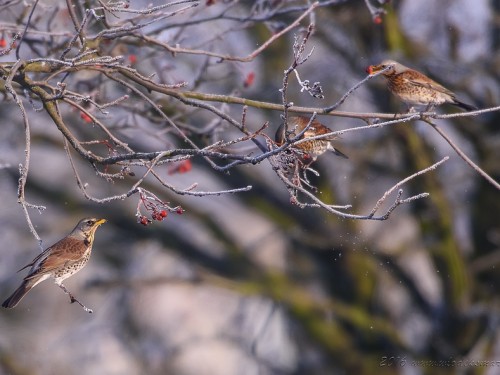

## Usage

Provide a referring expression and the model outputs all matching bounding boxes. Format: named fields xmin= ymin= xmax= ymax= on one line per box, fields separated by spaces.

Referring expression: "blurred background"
xmin=0 ymin=0 xmax=499 ymax=374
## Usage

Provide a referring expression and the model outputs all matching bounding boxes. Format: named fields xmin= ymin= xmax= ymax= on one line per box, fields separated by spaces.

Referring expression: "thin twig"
xmin=423 ymin=119 xmax=500 ymax=190
xmin=136 ymin=2 xmax=319 ymax=62
xmin=4 ymin=59 xmax=45 ymax=244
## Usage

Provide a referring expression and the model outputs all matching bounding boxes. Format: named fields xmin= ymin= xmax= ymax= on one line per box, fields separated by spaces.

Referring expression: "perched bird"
xmin=366 ymin=60 xmax=477 ymax=111
xmin=2 ymin=217 xmax=106 ymax=311
xmin=275 ymin=116 xmax=348 ymax=165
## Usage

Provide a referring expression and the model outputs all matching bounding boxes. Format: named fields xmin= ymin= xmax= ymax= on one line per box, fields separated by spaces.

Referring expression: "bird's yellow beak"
xmin=95 ymin=219 xmax=107 ymax=226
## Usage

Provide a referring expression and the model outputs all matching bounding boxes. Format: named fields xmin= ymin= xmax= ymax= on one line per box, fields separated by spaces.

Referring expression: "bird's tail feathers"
xmin=330 ymin=147 xmax=348 ymax=159
xmin=452 ymin=99 xmax=477 ymax=111
xmin=2 ymin=279 xmax=36 ymax=309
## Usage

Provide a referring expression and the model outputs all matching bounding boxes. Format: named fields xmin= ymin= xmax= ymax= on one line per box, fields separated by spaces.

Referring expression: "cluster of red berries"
xmin=152 ymin=210 xmax=168 ymax=221
xmin=137 ymin=207 xmax=184 ymax=226
xmin=138 ymin=210 xmax=167 ymax=226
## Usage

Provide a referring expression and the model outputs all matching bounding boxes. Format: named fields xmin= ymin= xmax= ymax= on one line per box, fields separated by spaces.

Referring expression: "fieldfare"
xmin=2 ymin=217 xmax=106 ymax=313
xmin=275 ymin=116 xmax=348 ymax=167
xmin=366 ymin=60 xmax=477 ymax=111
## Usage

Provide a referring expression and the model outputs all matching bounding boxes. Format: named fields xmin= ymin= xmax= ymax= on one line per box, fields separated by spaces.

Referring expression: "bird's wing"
xmin=17 ymin=249 xmax=51 ymax=272
xmin=304 ymin=124 xmax=338 ymax=141
xmin=403 ymin=71 xmax=455 ymax=96
xmin=25 ymin=237 xmax=87 ymax=278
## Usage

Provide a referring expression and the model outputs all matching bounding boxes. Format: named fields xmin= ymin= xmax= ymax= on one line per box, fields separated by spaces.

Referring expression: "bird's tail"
xmin=452 ymin=99 xmax=477 ymax=111
xmin=2 ymin=279 xmax=36 ymax=308
xmin=330 ymin=147 xmax=349 ymax=159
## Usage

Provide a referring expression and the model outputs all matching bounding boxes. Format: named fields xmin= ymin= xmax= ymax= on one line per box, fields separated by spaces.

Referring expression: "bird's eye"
xmin=86 ymin=220 xmax=94 ymax=225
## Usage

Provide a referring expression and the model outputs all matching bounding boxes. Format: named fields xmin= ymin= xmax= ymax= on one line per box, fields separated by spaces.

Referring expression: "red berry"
xmin=243 ymin=72 xmax=255 ymax=88
xmin=128 ymin=54 xmax=137 ymax=64
xmin=178 ymin=160 xmax=192 ymax=173
xmin=373 ymin=15 xmax=383 ymax=24
xmin=168 ymin=159 xmax=192 ymax=175
xmin=160 ymin=210 xmax=167 ymax=218
xmin=80 ymin=111 xmax=92 ymax=123
xmin=0 ymin=39 xmax=6 ymax=48
xmin=139 ymin=216 xmax=150 ymax=226
xmin=176 ymin=208 xmax=184 ymax=215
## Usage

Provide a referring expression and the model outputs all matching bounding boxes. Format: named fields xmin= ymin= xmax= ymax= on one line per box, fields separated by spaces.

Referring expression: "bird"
xmin=2 ymin=217 xmax=106 ymax=312
xmin=275 ymin=116 xmax=348 ymax=166
xmin=366 ymin=59 xmax=477 ymax=111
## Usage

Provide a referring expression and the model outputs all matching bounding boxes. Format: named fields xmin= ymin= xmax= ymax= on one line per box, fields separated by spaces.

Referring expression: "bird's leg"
xmin=56 ymin=282 xmax=93 ymax=313
xmin=424 ymin=103 xmax=436 ymax=113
